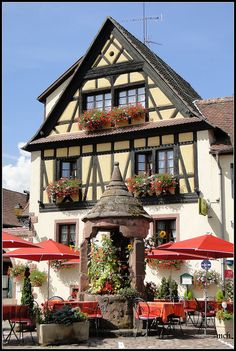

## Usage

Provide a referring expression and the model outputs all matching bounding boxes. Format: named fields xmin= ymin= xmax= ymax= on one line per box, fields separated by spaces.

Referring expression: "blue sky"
xmin=2 ymin=2 xmax=234 ymax=190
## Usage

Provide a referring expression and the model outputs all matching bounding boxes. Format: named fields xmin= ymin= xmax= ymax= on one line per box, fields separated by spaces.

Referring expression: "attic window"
xmin=85 ymin=92 xmax=111 ymax=111
xmin=117 ymin=86 xmax=145 ymax=107
xmin=109 ymin=51 xmax=114 ymax=57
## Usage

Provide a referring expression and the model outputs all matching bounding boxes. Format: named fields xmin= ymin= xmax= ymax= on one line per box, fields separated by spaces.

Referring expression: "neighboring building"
xmin=2 ymin=188 xmax=30 ymax=300
xmin=14 ymin=16 xmax=233 ymax=303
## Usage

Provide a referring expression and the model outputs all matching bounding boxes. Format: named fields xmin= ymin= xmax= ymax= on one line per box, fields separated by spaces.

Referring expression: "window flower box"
xmin=79 ymin=109 xmax=111 ymax=131
xmin=126 ymin=173 xmax=178 ymax=197
xmin=78 ymin=104 xmax=147 ymax=131
xmin=45 ymin=178 xmax=82 ymax=202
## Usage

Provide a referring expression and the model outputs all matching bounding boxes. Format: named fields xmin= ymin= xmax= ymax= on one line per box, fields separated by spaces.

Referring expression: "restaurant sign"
xmin=198 ymin=197 xmax=208 ymax=216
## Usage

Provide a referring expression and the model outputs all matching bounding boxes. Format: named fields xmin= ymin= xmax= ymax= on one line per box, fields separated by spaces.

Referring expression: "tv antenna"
xmin=121 ymin=2 xmax=163 ymax=47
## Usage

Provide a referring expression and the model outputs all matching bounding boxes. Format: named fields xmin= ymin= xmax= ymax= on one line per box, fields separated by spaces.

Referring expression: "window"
xmin=157 ymin=149 xmax=174 ymax=174
xmin=85 ymin=92 xmax=111 ymax=111
xmin=153 ymin=219 xmax=176 ymax=247
xmin=59 ymin=224 xmax=76 ymax=247
xmin=60 ymin=160 xmax=77 ymax=179
xmin=135 ymin=152 xmax=153 ymax=175
xmin=118 ymin=86 xmax=145 ymax=107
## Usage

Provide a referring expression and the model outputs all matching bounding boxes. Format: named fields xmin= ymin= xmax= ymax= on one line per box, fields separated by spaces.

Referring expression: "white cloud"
xmin=2 ymin=142 xmax=31 ymax=192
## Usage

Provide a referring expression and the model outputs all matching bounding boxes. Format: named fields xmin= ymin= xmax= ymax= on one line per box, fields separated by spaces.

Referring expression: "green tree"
xmin=21 ymin=267 xmax=34 ymax=317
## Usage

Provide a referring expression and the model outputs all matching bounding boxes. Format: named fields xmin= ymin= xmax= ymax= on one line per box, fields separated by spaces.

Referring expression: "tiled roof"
xmin=195 ymin=97 xmax=234 ymax=153
xmin=110 ymin=17 xmax=202 ymax=115
xmin=28 ymin=117 xmax=204 ymax=146
xmin=3 ymin=227 xmax=33 ymax=238
xmin=2 ymin=188 xmax=29 ymax=227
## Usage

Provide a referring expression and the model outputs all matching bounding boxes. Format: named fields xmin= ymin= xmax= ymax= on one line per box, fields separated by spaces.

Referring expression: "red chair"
xmin=81 ymin=298 xmax=109 ymax=336
xmin=195 ymin=298 xmax=217 ymax=333
xmin=133 ymin=297 xmax=161 ymax=337
xmin=183 ymin=300 xmax=198 ymax=326
xmin=8 ymin=303 xmax=37 ymax=344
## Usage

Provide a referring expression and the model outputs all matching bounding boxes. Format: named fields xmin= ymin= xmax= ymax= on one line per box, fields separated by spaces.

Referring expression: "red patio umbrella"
xmin=145 ymin=248 xmax=212 ymax=260
xmin=157 ymin=234 xmax=234 ymax=258
xmin=3 ymin=239 xmax=80 ymax=299
xmin=2 ymin=231 xmax=42 ymax=248
xmin=157 ymin=233 xmax=234 ymax=335
xmin=61 ymin=258 xmax=80 ymax=266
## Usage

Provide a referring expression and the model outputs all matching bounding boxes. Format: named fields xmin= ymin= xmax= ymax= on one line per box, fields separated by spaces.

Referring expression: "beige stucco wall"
xmin=45 ymin=77 xmax=71 ymax=118
xmin=24 ymin=130 xmax=233 ymax=305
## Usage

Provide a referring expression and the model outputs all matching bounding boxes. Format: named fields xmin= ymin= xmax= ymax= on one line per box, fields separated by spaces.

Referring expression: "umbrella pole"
xmin=204 ymin=269 xmax=208 ymax=335
xmin=47 ymin=261 xmax=50 ymax=300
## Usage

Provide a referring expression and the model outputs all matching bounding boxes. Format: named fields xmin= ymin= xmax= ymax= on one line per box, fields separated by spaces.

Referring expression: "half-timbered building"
xmin=14 ymin=16 xmax=233 ymax=302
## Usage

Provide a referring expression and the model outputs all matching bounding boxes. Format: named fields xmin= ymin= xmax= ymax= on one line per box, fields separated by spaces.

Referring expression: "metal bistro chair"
xmin=8 ymin=301 xmax=39 ymax=344
xmin=82 ymin=297 xmax=109 ymax=336
xmin=133 ymin=297 xmax=161 ymax=337
xmin=195 ymin=298 xmax=217 ymax=333
xmin=183 ymin=299 xmax=198 ymax=326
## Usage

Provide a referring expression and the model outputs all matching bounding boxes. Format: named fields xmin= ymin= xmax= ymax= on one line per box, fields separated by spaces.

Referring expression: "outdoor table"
xmin=147 ymin=301 xmax=185 ymax=323
xmin=44 ymin=300 xmax=101 ymax=315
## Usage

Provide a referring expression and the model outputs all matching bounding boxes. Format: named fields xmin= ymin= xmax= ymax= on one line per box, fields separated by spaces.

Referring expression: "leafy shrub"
xmin=216 ymin=309 xmax=233 ymax=321
xmin=36 ymin=305 xmax=87 ymax=325
xmin=118 ymin=287 xmax=139 ymax=300
xmin=216 ymin=288 xmax=224 ymax=302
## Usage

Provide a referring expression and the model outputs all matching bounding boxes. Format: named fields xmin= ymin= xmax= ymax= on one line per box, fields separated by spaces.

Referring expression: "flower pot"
xmin=36 ymin=320 xmax=89 ymax=345
xmin=31 ymin=282 xmax=43 ymax=287
xmin=215 ymin=318 xmax=234 ymax=339
xmin=168 ymin=187 xmax=176 ymax=195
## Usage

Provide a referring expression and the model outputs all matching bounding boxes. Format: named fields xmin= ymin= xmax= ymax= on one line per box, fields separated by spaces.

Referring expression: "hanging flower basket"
xmin=193 ymin=269 xmax=221 ymax=289
xmin=8 ymin=263 xmax=27 ymax=281
xmin=30 ymin=269 xmax=47 ymax=287
xmin=146 ymin=258 xmax=184 ymax=270
xmin=45 ymin=178 xmax=82 ymax=201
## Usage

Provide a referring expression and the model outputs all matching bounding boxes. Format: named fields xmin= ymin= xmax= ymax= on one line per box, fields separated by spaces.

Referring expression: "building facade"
xmin=12 ymin=16 xmax=233 ymax=303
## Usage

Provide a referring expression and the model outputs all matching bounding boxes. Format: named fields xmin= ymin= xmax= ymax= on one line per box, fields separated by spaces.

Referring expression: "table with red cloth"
xmin=44 ymin=300 xmax=101 ymax=316
xmin=139 ymin=301 xmax=185 ymax=324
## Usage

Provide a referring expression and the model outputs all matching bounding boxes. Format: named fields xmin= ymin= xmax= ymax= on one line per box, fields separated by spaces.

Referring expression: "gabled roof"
xmin=2 ymin=188 xmax=29 ymax=227
xmin=111 ymin=17 xmax=201 ymax=115
xmin=23 ymin=16 xmax=205 ymax=151
xmin=194 ymin=97 xmax=234 ymax=154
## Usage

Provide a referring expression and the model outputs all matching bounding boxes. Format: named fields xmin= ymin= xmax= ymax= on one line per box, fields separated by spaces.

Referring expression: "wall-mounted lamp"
xmin=14 ymin=203 xmax=23 ymax=217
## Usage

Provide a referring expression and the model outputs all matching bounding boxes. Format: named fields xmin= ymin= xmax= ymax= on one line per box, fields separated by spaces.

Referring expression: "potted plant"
xmin=30 ymin=269 xmax=47 ymax=287
xmin=8 ymin=263 xmax=27 ymax=281
xmin=36 ymin=304 xmax=89 ymax=345
xmin=150 ymin=173 xmax=178 ymax=195
xmin=215 ymin=308 xmax=234 ymax=339
xmin=126 ymin=173 xmax=152 ymax=197
xmin=45 ymin=177 xmax=82 ymax=202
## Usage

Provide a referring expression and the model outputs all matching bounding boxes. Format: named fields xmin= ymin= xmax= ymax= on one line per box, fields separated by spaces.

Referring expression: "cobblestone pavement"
xmin=2 ymin=325 xmax=234 ymax=349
